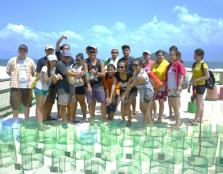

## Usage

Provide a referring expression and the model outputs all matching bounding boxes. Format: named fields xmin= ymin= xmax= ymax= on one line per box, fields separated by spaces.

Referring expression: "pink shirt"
xmin=144 ymin=60 xmax=155 ymax=72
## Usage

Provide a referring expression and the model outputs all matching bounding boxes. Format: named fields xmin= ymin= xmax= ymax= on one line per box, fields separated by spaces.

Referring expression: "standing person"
xmin=142 ymin=50 xmax=155 ymax=72
xmin=118 ymin=45 xmax=137 ymax=116
xmin=35 ymin=45 xmax=57 ymax=121
xmin=189 ymin=48 xmax=210 ymax=125
xmin=168 ymin=45 xmax=183 ymax=119
xmin=109 ymin=61 xmax=137 ymax=127
xmin=34 ymin=55 xmax=62 ymax=130
xmin=103 ymin=64 xmax=120 ymax=120
xmin=6 ymin=44 xmax=35 ymax=127
xmin=106 ymin=48 xmax=120 ymax=68
xmin=56 ymin=50 xmax=84 ymax=128
xmin=142 ymin=50 xmax=157 ymax=119
xmin=70 ymin=53 xmax=87 ymax=120
xmin=166 ymin=50 xmax=186 ymax=128
xmin=85 ymin=45 xmax=107 ymax=120
xmin=122 ymin=59 xmax=154 ymax=125
xmin=151 ymin=50 xmax=169 ymax=122
xmin=55 ymin=35 xmax=74 ymax=64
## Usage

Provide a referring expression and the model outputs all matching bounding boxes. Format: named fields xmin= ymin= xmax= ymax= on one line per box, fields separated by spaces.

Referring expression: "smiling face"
xmin=49 ymin=60 xmax=57 ymax=67
xmin=122 ymin=48 xmax=130 ymax=58
xmin=107 ymin=65 xmax=116 ymax=77
xmin=156 ymin=51 xmax=164 ymax=63
xmin=132 ymin=60 xmax=141 ymax=73
xmin=87 ymin=49 xmax=97 ymax=59
xmin=169 ymin=50 xmax=177 ymax=63
xmin=45 ymin=48 xmax=54 ymax=56
xmin=76 ymin=56 xmax=83 ymax=66
xmin=18 ymin=48 xmax=27 ymax=58
xmin=117 ymin=62 xmax=126 ymax=73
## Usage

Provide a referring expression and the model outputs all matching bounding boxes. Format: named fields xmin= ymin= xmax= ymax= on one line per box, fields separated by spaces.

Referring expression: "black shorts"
xmin=194 ymin=85 xmax=206 ymax=95
xmin=75 ymin=86 xmax=85 ymax=95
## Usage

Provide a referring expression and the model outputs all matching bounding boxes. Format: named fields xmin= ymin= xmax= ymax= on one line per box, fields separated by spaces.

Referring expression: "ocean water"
xmin=0 ymin=58 xmax=223 ymax=69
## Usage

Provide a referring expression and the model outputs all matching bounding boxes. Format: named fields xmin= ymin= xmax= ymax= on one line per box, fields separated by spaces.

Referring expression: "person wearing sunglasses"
xmin=106 ymin=48 xmax=120 ymax=68
xmin=118 ymin=44 xmax=137 ymax=116
xmin=85 ymin=45 xmax=107 ymax=120
xmin=121 ymin=59 xmax=154 ymax=125
xmin=69 ymin=53 xmax=88 ymax=121
xmin=109 ymin=61 xmax=137 ymax=127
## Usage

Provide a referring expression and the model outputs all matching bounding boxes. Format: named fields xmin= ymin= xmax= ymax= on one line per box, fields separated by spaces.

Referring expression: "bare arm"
xmin=96 ymin=62 xmax=105 ymax=77
xmin=41 ymin=72 xmax=55 ymax=83
xmin=109 ymin=78 xmax=118 ymax=99
xmin=122 ymin=76 xmax=145 ymax=99
xmin=177 ymin=73 xmax=184 ymax=89
xmin=56 ymin=35 xmax=67 ymax=51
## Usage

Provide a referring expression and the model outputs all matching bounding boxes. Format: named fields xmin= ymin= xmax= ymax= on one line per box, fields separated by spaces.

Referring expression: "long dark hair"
xmin=47 ymin=61 xmax=51 ymax=77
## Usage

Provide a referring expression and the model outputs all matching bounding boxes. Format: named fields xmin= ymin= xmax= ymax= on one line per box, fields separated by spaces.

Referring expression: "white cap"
xmin=86 ymin=45 xmax=97 ymax=50
xmin=143 ymin=50 xmax=152 ymax=55
xmin=45 ymin=44 xmax=54 ymax=50
xmin=47 ymin=55 xmax=58 ymax=62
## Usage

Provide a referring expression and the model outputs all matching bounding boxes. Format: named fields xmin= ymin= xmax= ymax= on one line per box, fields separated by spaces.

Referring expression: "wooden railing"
xmin=0 ymin=78 xmax=36 ymax=118
xmin=186 ymin=68 xmax=223 ymax=85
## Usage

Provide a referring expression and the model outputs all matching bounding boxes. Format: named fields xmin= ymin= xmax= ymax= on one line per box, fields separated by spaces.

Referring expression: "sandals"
xmin=188 ymin=120 xmax=198 ymax=126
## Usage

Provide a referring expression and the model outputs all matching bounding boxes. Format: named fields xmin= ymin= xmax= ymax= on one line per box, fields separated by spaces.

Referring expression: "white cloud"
xmin=114 ymin=22 xmax=126 ymax=31
xmin=91 ymin=25 xmax=112 ymax=35
xmin=173 ymin=6 xmax=201 ymax=23
xmin=0 ymin=23 xmax=83 ymax=43
xmin=0 ymin=5 xmax=223 ymax=58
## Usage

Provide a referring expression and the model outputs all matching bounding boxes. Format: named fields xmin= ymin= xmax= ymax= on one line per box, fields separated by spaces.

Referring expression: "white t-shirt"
xmin=35 ymin=66 xmax=53 ymax=91
xmin=108 ymin=57 xmax=119 ymax=68
xmin=70 ymin=64 xmax=84 ymax=87
xmin=18 ymin=60 xmax=28 ymax=88
xmin=168 ymin=67 xmax=177 ymax=90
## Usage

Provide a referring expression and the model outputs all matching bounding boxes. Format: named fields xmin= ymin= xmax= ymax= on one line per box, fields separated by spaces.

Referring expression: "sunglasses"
xmin=118 ymin=66 xmax=125 ymax=69
xmin=132 ymin=64 xmax=139 ymax=67
xmin=89 ymin=51 xmax=96 ymax=54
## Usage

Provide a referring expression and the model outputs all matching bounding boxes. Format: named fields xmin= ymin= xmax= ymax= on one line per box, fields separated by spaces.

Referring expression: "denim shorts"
xmin=34 ymin=87 xmax=48 ymax=96
xmin=85 ymin=84 xmax=106 ymax=103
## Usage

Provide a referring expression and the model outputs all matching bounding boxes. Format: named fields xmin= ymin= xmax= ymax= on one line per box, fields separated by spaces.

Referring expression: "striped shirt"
xmin=6 ymin=56 xmax=36 ymax=88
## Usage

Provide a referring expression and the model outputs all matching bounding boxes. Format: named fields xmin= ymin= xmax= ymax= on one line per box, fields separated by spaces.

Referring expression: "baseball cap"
xmin=143 ymin=50 xmax=152 ymax=55
xmin=18 ymin=44 xmax=28 ymax=52
xmin=86 ymin=45 xmax=97 ymax=51
xmin=45 ymin=44 xmax=54 ymax=50
xmin=47 ymin=55 xmax=58 ymax=62
xmin=121 ymin=44 xmax=130 ymax=50
xmin=61 ymin=50 xmax=72 ymax=57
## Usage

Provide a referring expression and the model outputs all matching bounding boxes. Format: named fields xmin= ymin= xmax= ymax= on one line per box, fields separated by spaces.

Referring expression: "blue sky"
xmin=0 ymin=0 xmax=223 ymax=61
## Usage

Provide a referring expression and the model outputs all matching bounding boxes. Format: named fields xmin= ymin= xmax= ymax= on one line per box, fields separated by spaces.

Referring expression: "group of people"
xmin=6 ymin=35 xmax=210 ymax=129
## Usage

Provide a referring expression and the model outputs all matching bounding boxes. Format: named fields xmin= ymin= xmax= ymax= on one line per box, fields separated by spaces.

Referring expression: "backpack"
xmin=201 ymin=62 xmax=215 ymax=89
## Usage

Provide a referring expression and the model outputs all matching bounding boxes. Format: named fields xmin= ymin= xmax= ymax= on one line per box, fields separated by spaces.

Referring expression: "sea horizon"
xmin=0 ymin=58 xmax=223 ymax=69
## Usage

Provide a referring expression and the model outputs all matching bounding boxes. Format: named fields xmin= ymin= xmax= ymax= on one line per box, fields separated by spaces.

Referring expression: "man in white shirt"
xmin=106 ymin=48 xmax=119 ymax=68
xmin=6 ymin=44 xmax=35 ymax=127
